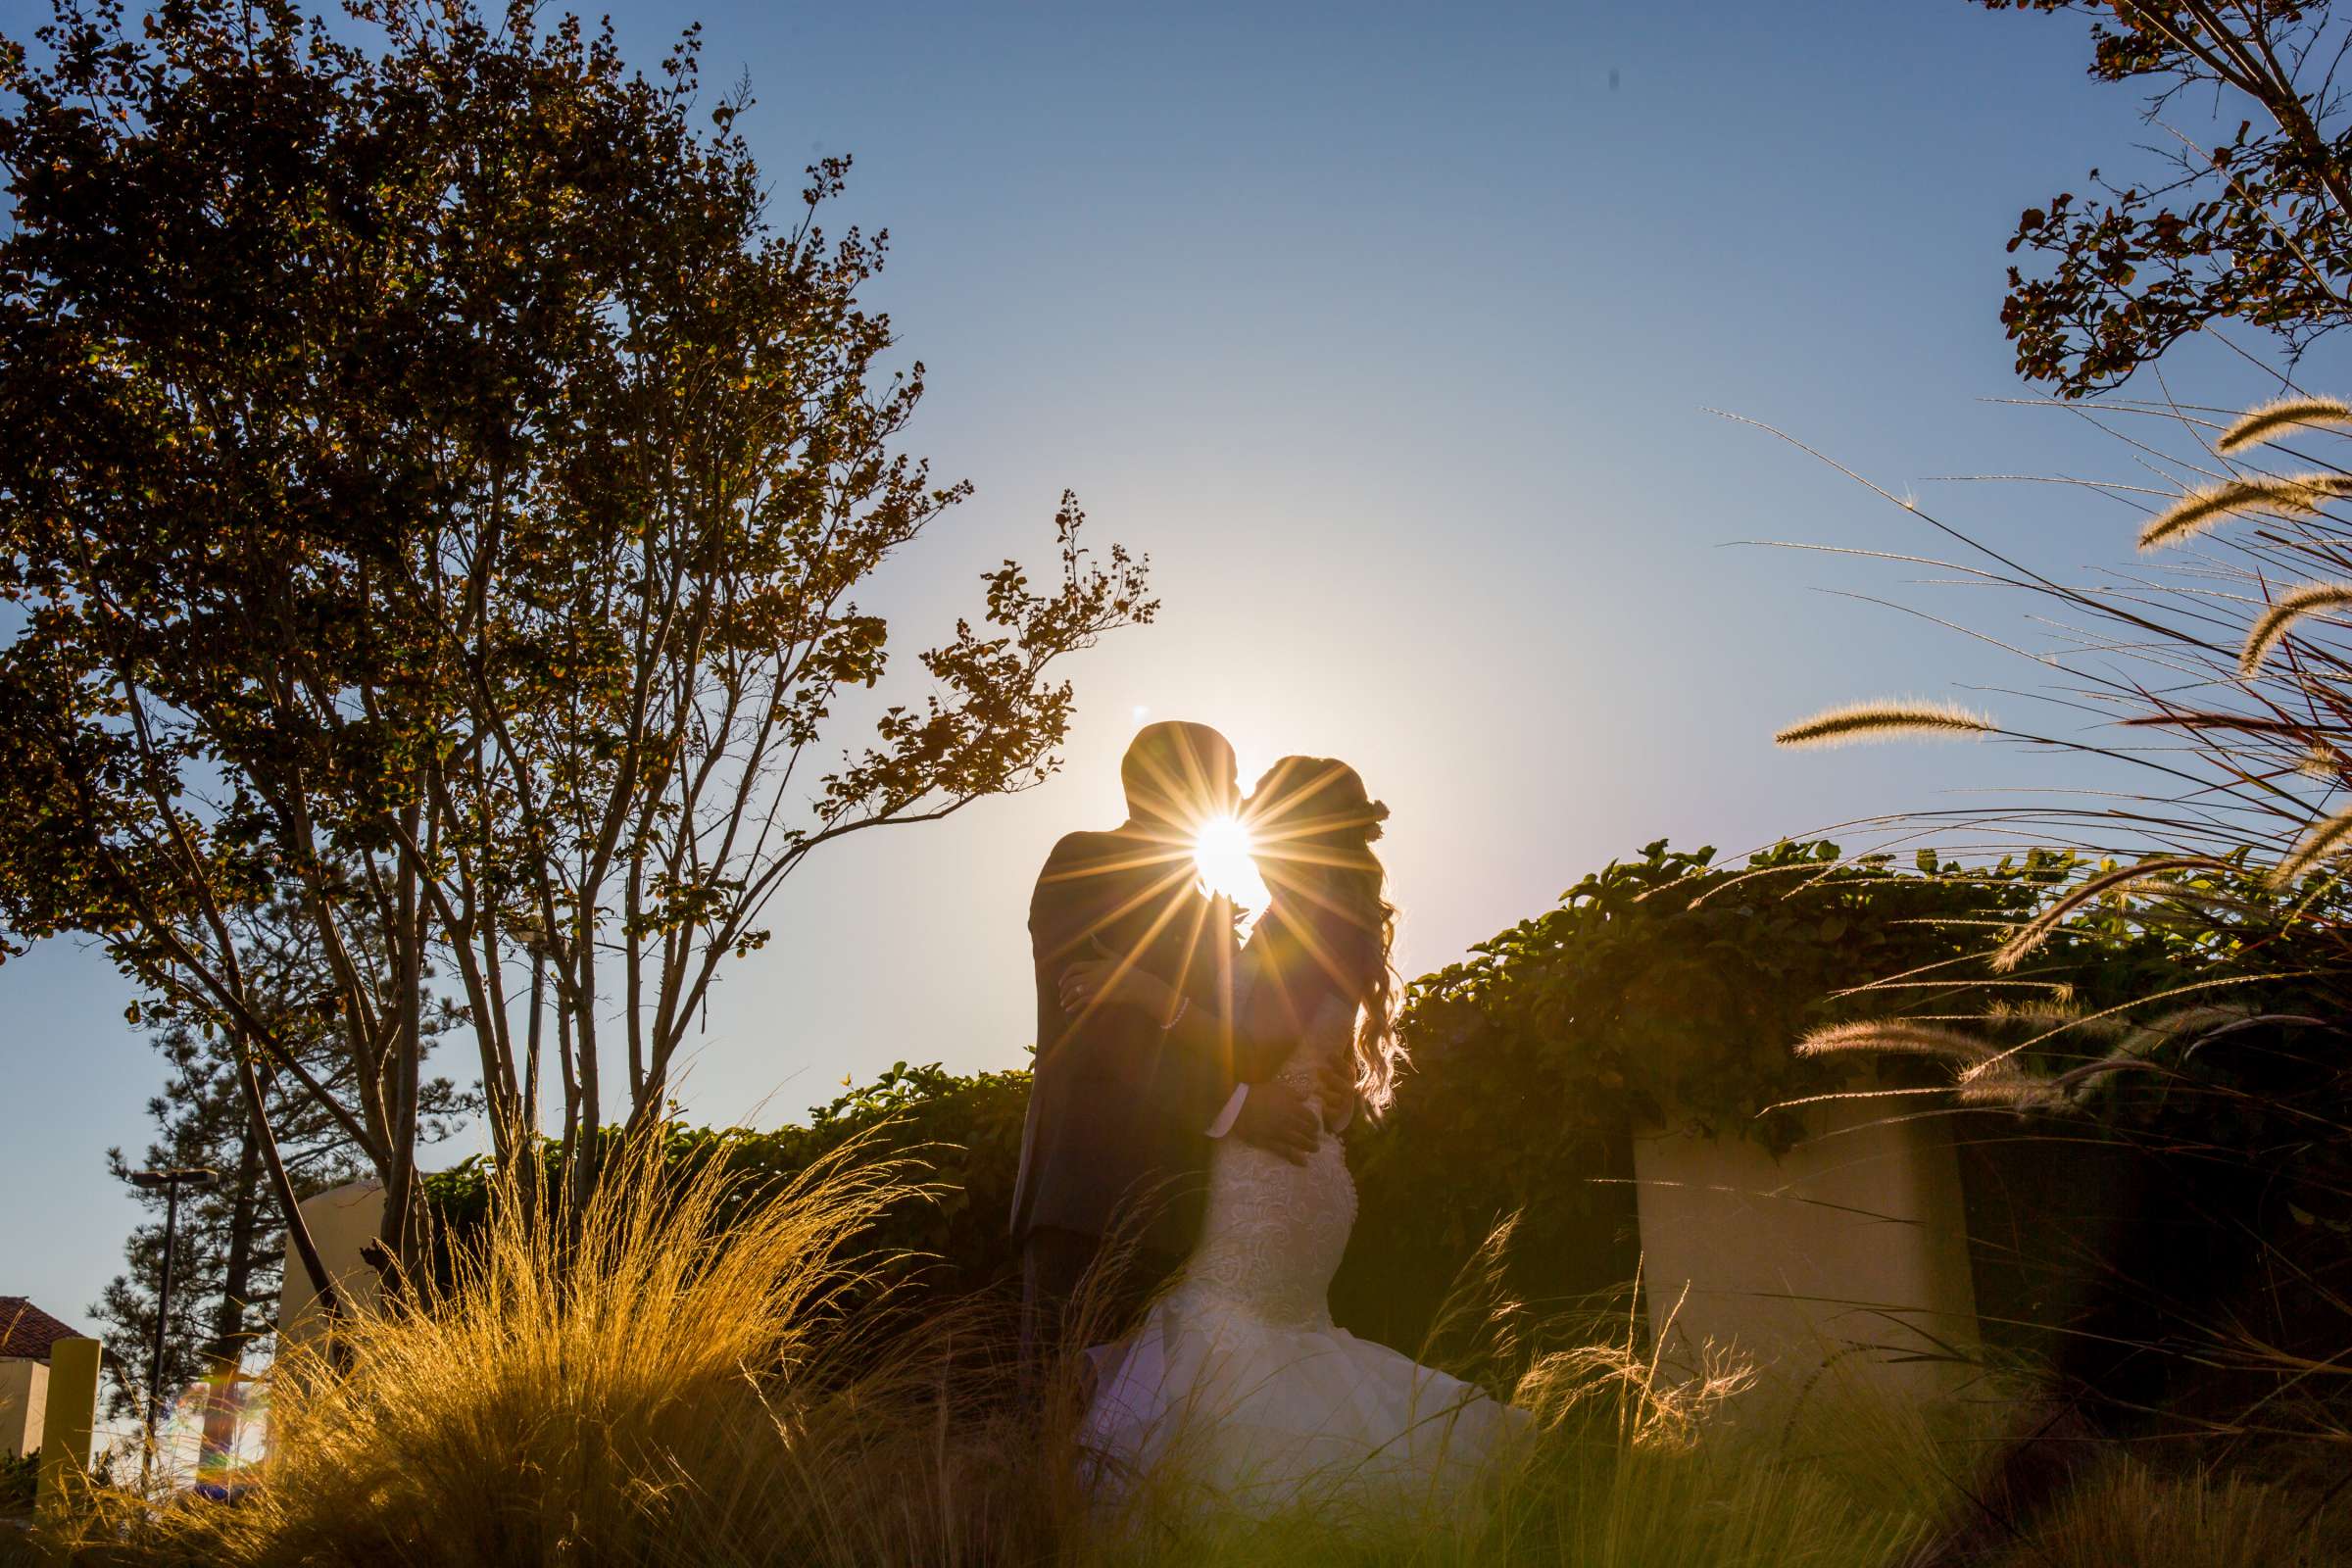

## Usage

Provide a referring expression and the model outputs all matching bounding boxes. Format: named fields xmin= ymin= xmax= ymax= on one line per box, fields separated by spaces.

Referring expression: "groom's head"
xmin=1121 ymin=721 xmax=1237 ymax=833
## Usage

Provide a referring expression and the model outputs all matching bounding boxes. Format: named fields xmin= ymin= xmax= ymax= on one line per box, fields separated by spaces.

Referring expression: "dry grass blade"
xmin=2239 ymin=580 xmax=2352 ymax=677
xmin=1774 ymin=700 xmax=1996 ymax=750
xmin=1990 ymin=857 xmax=2228 ymax=973
xmin=2059 ymin=1004 xmax=2256 ymax=1085
xmin=2215 ymin=395 xmax=2352 ymax=454
xmin=2137 ymin=475 xmax=2332 ymax=550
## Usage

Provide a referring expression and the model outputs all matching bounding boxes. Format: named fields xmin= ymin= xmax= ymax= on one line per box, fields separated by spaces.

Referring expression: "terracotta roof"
xmin=0 ymin=1298 xmax=85 ymax=1361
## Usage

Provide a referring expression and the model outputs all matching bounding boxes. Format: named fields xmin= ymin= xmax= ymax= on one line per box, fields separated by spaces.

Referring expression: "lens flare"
xmin=1194 ymin=814 xmax=1268 ymax=907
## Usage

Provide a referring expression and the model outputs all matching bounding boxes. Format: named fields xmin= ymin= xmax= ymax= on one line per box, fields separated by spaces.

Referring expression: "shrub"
xmin=0 ymin=1449 xmax=34 ymax=1515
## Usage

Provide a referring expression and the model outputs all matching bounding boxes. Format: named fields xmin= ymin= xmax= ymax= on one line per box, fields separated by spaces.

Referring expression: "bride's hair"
xmin=1247 ymin=756 xmax=1406 ymax=1115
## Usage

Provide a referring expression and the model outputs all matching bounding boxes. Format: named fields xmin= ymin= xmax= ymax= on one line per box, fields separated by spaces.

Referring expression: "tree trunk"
xmin=570 ymin=925 xmax=601 ymax=1216
xmin=379 ymin=803 xmax=424 ymax=1279
xmin=199 ymin=1114 xmax=267 ymax=1466
xmin=236 ymin=1042 xmax=339 ymax=1322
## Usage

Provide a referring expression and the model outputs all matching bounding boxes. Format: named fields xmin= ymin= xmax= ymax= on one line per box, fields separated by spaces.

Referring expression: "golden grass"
xmin=52 ymin=1135 xmax=1091 ymax=1566
xmin=28 ymin=1137 xmax=2345 ymax=1567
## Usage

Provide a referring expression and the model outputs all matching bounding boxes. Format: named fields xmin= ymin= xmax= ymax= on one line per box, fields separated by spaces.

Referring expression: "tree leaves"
xmin=1975 ymin=3 xmax=2352 ymax=394
xmin=0 ymin=0 xmax=1153 ymax=1252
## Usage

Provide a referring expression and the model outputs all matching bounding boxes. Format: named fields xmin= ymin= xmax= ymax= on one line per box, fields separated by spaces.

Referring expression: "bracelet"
xmin=1160 ymin=997 xmax=1191 ymax=1030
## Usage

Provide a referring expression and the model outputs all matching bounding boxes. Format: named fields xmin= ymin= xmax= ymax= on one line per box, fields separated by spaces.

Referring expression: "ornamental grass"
xmin=18 ymin=1123 xmax=2342 ymax=1566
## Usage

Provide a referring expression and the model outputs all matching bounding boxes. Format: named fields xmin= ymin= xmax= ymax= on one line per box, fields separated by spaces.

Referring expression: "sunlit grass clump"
xmin=57 ymin=1137 xmax=1076 ymax=1566
xmin=32 ymin=1132 xmax=2347 ymax=1567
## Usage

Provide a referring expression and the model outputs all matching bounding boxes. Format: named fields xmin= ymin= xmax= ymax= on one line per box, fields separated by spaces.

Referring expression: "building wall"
xmin=0 ymin=1357 xmax=48 ymax=1459
xmin=273 ymin=1179 xmax=387 ymax=1354
xmin=1633 ymin=1073 xmax=1980 ymax=1422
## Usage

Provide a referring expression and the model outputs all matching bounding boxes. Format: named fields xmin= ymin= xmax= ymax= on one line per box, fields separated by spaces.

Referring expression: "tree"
xmin=1976 ymin=1 xmax=2352 ymax=394
xmin=0 ymin=0 xmax=1152 ymax=1271
xmin=90 ymin=899 xmax=470 ymax=1423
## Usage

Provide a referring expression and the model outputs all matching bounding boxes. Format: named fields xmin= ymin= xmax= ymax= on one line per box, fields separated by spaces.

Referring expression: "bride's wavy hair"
xmin=1246 ymin=756 xmax=1406 ymax=1114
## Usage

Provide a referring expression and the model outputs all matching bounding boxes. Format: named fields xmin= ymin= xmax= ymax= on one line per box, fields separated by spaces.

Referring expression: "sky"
xmin=5 ymin=0 xmax=2342 ymax=1335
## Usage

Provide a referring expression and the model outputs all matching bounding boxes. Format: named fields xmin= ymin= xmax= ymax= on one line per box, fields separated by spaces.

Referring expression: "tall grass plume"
xmin=1794 ymin=1018 xmax=1998 ymax=1062
xmin=2277 ymin=799 xmax=2352 ymax=885
xmin=2214 ymin=395 xmax=2352 ymax=455
xmin=2240 ymin=580 xmax=2352 ymax=677
xmin=2137 ymin=474 xmax=2333 ymax=550
xmin=1774 ymin=700 xmax=1995 ymax=750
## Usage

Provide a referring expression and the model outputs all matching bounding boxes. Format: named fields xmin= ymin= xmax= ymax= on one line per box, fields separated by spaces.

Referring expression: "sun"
xmin=1193 ymin=814 xmax=1269 ymax=908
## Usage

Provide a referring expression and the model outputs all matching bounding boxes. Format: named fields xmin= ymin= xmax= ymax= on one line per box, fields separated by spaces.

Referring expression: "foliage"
xmin=50 ymin=1144 xmax=2352 ymax=1566
xmin=1973 ymin=1 xmax=2352 ymax=394
xmin=1334 ymin=837 xmax=2081 ymax=1346
xmin=425 ymin=824 xmax=2339 ymax=1357
xmin=0 ymin=1450 xmax=31 ymax=1515
xmin=1393 ymin=837 xmax=2064 ymax=1151
xmin=426 ymin=836 xmax=2316 ymax=1358
xmin=0 ymin=0 xmax=1149 ymax=1271
xmin=426 ymin=1062 xmax=1035 ymax=1309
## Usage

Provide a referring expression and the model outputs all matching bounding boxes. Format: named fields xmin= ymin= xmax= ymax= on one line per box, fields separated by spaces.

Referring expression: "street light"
xmin=127 ymin=1166 xmax=218 ymax=1488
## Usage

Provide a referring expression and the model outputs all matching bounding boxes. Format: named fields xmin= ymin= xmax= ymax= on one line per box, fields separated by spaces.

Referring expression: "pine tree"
xmin=91 ymin=901 xmax=472 ymax=1426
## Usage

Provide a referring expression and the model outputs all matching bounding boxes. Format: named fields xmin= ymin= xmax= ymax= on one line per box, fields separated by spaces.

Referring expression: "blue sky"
xmin=3 ymin=1 xmax=2334 ymax=1332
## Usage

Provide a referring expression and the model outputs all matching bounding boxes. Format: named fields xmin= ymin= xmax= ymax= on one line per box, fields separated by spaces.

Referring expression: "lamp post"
xmin=128 ymin=1165 xmax=218 ymax=1488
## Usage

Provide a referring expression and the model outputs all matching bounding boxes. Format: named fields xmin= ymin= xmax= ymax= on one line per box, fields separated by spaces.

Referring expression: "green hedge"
xmin=426 ymin=839 xmax=2333 ymax=1354
xmin=1344 ymin=838 xmax=2056 ymax=1344
xmin=425 ymin=1063 xmax=1036 ymax=1307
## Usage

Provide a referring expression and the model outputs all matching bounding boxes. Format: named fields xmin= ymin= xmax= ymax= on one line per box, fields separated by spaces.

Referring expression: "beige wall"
xmin=273 ymin=1179 xmax=388 ymax=1353
xmin=0 ymin=1358 xmax=45 ymax=1458
xmin=1633 ymin=1074 xmax=1978 ymax=1419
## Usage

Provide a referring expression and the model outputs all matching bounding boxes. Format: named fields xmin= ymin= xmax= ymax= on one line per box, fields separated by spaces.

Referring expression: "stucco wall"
xmin=273 ymin=1178 xmax=388 ymax=1352
xmin=0 ymin=1357 xmax=45 ymax=1459
xmin=1633 ymin=1075 xmax=1979 ymax=1417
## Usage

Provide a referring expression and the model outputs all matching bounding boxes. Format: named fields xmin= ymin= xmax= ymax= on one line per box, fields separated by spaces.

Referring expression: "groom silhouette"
xmin=1010 ymin=721 xmax=1336 ymax=1359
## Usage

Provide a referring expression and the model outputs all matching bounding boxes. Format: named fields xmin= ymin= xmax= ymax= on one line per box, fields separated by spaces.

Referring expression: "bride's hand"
xmin=1058 ymin=957 xmax=1180 ymax=1022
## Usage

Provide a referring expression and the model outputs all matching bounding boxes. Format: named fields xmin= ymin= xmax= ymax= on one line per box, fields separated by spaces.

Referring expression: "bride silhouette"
xmin=1062 ymin=756 xmax=1528 ymax=1519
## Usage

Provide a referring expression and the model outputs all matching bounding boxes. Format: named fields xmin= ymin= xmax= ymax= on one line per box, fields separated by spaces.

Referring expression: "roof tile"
xmin=0 ymin=1297 xmax=86 ymax=1361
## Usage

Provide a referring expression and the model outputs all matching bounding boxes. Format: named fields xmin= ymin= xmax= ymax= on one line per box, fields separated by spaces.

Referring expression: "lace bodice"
xmin=1170 ymin=994 xmax=1358 ymax=1329
xmin=1083 ymin=992 xmax=1529 ymax=1520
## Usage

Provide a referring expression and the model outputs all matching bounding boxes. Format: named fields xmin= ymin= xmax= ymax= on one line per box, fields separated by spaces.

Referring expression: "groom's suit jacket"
xmin=1010 ymin=827 xmax=1246 ymax=1258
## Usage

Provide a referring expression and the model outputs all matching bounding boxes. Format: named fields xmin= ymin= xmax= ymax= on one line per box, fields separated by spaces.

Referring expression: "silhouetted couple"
xmin=1010 ymin=721 xmax=1522 ymax=1519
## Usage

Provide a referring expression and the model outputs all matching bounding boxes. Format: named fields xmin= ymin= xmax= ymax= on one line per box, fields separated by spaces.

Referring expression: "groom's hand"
xmin=1232 ymin=1080 xmax=1321 ymax=1164
xmin=1057 ymin=956 xmax=1179 ymax=1022
xmin=1314 ymin=1054 xmax=1357 ymax=1129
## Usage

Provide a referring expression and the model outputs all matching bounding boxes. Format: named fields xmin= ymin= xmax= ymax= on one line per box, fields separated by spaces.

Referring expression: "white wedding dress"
xmin=1081 ymin=992 xmax=1527 ymax=1520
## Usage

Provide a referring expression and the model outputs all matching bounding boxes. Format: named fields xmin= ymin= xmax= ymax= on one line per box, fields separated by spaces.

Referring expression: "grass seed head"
xmin=2215 ymin=395 xmax=2352 ymax=455
xmin=1774 ymin=700 xmax=1996 ymax=750
xmin=2239 ymin=580 xmax=2352 ymax=677
xmin=2138 ymin=474 xmax=2338 ymax=550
